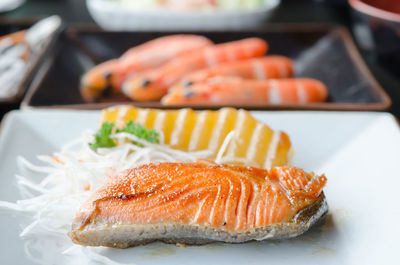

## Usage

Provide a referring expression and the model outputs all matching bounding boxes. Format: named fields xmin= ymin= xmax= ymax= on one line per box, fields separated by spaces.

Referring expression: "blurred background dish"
xmin=0 ymin=16 xmax=62 ymax=104
xmin=0 ymin=0 xmax=25 ymax=13
xmin=349 ymin=0 xmax=400 ymax=76
xmin=86 ymin=0 xmax=281 ymax=30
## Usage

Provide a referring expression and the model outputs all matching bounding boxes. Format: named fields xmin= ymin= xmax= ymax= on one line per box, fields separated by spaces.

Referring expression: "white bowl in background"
xmin=0 ymin=0 xmax=25 ymax=13
xmin=86 ymin=0 xmax=280 ymax=31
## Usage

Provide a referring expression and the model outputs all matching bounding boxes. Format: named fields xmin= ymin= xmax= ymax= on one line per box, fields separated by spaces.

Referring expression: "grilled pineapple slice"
xmin=99 ymin=105 xmax=291 ymax=168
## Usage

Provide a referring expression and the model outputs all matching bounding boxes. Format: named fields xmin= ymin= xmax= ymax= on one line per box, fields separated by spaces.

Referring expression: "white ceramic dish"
xmin=0 ymin=0 xmax=25 ymax=13
xmin=1 ymin=109 xmax=400 ymax=264
xmin=86 ymin=0 xmax=280 ymax=31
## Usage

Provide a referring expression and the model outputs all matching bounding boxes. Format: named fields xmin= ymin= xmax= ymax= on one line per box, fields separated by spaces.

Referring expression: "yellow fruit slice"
xmin=99 ymin=105 xmax=292 ymax=168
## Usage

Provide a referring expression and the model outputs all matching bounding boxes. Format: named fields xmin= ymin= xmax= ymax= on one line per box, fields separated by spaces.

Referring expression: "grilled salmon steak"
xmin=69 ymin=162 xmax=327 ymax=248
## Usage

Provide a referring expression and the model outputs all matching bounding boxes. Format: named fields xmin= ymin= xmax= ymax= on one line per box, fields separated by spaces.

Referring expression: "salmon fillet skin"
xmin=69 ymin=162 xmax=328 ymax=248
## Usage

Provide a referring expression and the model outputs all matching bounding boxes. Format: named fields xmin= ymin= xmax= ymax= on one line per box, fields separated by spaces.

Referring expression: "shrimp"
xmin=162 ymin=77 xmax=328 ymax=105
xmin=122 ymin=38 xmax=268 ymax=101
xmin=80 ymin=35 xmax=213 ymax=102
xmin=179 ymin=56 xmax=293 ymax=85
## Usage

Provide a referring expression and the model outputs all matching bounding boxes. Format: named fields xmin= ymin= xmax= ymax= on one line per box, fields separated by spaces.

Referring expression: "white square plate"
xmin=1 ymin=109 xmax=400 ymax=265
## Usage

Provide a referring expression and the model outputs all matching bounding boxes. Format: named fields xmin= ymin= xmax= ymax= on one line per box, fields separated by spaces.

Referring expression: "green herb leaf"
xmin=89 ymin=122 xmax=116 ymax=151
xmin=89 ymin=121 xmax=160 ymax=151
xmin=116 ymin=121 xmax=160 ymax=146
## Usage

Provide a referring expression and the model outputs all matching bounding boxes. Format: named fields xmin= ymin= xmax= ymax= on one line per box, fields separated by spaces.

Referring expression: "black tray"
xmin=22 ymin=24 xmax=391 ymax=110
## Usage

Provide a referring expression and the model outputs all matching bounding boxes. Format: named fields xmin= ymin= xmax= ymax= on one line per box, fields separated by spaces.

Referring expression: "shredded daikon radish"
xmin=0 ymin=128 xmax=241 ymax=265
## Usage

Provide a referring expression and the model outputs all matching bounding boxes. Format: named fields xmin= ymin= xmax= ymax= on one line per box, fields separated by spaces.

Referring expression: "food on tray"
xmin=69 ymin=162 xmax=327 ymax=248
xmin=0 ymin=29 xmax=31 ymax=98
xmin=163 ymin=77 xmax=328 ymax=105
xmin=0 ymin=16 xmax=61 ymax=99
xmin=100 ymin=105 xmax=292 ymax=168
xmin=121 ymin=38 xmax=268 ymax=101
xmin=79 ymin=34 xmax=330 ymax=106
xmin=80 ymin=35 xmax=213 ymax=102
xmin=179 ymin=56 xmax=294 ymax=84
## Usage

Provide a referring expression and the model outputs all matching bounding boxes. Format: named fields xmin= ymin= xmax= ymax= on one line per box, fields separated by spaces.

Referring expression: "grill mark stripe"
xmin=153 ymin=111 xmax=167 ymax=132
xmin=193 ymin=195 xmax=210 ymax=223
xmin=226 ymin=110 xmax=246 ymax=158
xmin=255 ymin=198 xmax=263 ymax=226
xmin=115 ymin=105 xmax=130 ymax=129
xmin=136 ymin=109 xmax=149 ymax=125
xmin=209 ymin=185 xmax=222 ymax=224
xmin=246 ymin=123 xmax=264 ymax=162
xmin=264 ymin=131 xmax=281 ymax=169
xmin=262 ymin=186 xmax=270 ymax=226
xmin=235 ymin=178 xmax=247 ymax=230
xmin=170 ymin=109 xmax=189 ymax=146
xmin=223 ymin=177 xmax=235 ymax=226
xmin=208 ymin=108 xmax=231 ymax=151
xmin=188 ymin=111 xmax=207 ymax=151
xmin=268 ymin=188 xmax=278 ymax=224
xmin=246 ymin=182 xmax=258 ymax=227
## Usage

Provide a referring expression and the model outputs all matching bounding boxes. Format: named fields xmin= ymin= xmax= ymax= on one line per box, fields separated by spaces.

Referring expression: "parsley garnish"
xmin=117 ymin=121 xmax=159 ymax=146
xmin=89 ymin=121 xmax=160 ymax=151
xmin=89 ymin=122 xmax=116 ymax=151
